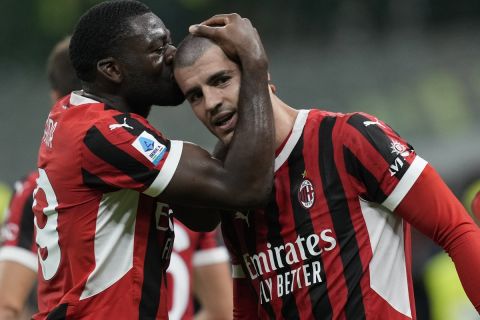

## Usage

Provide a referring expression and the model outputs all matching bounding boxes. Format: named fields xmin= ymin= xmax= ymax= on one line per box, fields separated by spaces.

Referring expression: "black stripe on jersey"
xmin=243 ymin=208 xmax=278 ymax=319
xmin=82 ymin=169 xmax=119 ymax=193
xmin=46 ymin=303 xmax=67 ymax=320
xmin=114 ymin=114 xmax=171 ymax=149
xmin=139 ymin=209 xmax=164 ymax=318
xmin=288 ymin=135 xmax=332 ymax=320
xmin=319 ymin=116 xmax=366 ymax=320
xmin=221 ymin=213 xmax=276 ymax=319
xmin=84 ymin=126 xmax=158 ymax=187
xmin=346 ymin=113 xmax=410 ymax=180
xmin=343 ymin=146 xmax=388 ymax=203
xmin=264 ymin=188 xmax=297 ymax=320
xmin=18 ymin=195 xmax=34 ymax=250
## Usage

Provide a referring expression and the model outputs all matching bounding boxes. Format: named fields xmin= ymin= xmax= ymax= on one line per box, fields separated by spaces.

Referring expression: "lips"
xmin=211 ymin=111 xmax=237 ymax=132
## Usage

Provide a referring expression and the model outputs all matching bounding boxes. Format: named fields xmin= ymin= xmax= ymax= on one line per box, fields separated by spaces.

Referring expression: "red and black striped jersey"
xmin=167 ymin=220 xmax=229 ymax=320
xmin=0 ymin=171 xmax=38 ymax=271
xmin=222 ymin=109 xmax=427 ymax=319
xmin=32 ymin=92 xmax=183 ymax=320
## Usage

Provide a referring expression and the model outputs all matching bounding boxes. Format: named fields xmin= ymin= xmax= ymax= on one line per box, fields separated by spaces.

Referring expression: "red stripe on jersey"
xmin=303 ymin=114 xmax=349 ymax=319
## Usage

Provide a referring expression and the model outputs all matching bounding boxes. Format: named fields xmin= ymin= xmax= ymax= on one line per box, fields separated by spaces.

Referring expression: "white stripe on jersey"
xmin=80 ymin=189 xmax=137 ymax=300
xmin=275 ymin=110 xmax=310 ymax=172
xmin=360 ymin=198 xmax=412 ymax=318
xmin=382 ymin=156 xmax=428 ymax=211
xmin=0 ymin=246 xmax=38 ymax=272
xmin=193 ymin=247 xmax=229 ymax=267
xmin=144 ymin=140 xmax=183 ymax=197
xmin=69 ymin=91 xmax=99 ymax=106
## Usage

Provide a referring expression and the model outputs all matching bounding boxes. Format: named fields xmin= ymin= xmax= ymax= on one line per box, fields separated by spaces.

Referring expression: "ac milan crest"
xmin=298 ymin=179 xmax=315 ymax=209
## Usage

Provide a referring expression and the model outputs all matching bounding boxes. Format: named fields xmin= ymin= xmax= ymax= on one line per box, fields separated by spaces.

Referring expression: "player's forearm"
xmin=448 ymin=233 xmax=480 ymax=312
xmin=395 ymin=165 xmax=480 ymax=311
xmin=223 ymin=63 xmax=275 ymax=207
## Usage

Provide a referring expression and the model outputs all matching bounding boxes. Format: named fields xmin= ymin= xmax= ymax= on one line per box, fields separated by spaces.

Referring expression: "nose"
xmin=204 ymin=87 xmax=222 ymax=112
xmin=164 ymin=45 xmax=177 ymax=65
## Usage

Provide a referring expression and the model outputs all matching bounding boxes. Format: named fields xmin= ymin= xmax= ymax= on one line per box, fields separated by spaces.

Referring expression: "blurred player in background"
xmin=0 ymin=184 xmax=12 ymax=222
xmin=0 ymin=36 xmax=81 ymax=320
xmin=174 ymin=27 xmax=480 ymax=319
xmin=167 ymin=220 xmax=232 ymax=320
xmin=33 ymin=1 xmax=273 ymax=319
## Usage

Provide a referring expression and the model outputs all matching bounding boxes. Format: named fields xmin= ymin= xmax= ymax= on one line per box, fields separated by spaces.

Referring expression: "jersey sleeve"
xmin=81 ymin=114 xmax=183 ymax=197
xmin=343 ymin=113 xmax=480 ymax=311
xmin=0 ymin=173 xmax=38 ymax=272
xmin=342 ymin=112 xmax=427 ymax=210
xmin=192 ymin=229 xmax=229 ymax=267
xmin=394 ymin=165 xmax=480 ymax=312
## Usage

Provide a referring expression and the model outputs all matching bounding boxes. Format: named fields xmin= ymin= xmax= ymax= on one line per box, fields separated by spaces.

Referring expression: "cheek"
xmin=231 ymin=81 xmax=241 ymax=105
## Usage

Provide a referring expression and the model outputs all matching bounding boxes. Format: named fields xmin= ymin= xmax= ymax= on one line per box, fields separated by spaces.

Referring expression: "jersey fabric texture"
xmin=32 ymin=92 xmax=183 ymax=320
xmin=222 ymin=109 xmax=480 ymax=319
xmin=0 ymin=171 xmax=38 ymax=271
xmin=167 ymin=220 xmax=229 ymax=320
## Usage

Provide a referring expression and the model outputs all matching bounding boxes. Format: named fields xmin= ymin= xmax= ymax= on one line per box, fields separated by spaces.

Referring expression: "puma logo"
xmin=235 ymin=211 xmax=250 ymax=227
xmin=109 ymin=118 xmax=134 ymax=130
xmin=363 ymin=118 xmax=385 ymax=128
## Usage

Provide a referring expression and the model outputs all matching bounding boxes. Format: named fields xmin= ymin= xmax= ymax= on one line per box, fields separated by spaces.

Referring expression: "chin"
xmin=222 ymin=132 xmax=234 ymax=146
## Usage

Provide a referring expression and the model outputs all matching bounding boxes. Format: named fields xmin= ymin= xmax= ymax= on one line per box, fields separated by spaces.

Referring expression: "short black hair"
xmin=47 ymin=36 xmax=81 ymax=97
xmin=69 ymin=0 xmax=151 ymax=82
xmin=174 ymin=34 xmax=216 ymax=69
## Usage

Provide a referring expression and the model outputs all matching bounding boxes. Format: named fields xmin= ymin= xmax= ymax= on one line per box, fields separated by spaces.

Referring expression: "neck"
xmin=271 ymin=93 xmax=299 ymax=149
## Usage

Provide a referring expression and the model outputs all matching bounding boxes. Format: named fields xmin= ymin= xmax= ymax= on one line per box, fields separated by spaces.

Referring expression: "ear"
xmin=97 ymin=57 xmax=123 ymax=83
xmin=267 ymin=72 xmax=277 ymax=94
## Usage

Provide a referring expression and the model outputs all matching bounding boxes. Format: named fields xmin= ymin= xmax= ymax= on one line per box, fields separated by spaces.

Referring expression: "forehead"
xmin=175 ymin=46 xmax=238 ymax=86
xmin=124 ymin=12 xmax=169 ymax=44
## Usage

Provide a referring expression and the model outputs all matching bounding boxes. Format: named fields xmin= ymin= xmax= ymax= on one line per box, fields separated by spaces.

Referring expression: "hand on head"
xmin=189 ymin=13 xmax=268 ymax=70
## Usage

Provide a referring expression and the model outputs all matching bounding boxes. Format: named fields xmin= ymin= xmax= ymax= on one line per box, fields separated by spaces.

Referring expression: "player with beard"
xmin=173 ymin=32 xmax=480 ymax=319
xmin=1 ymin=34 xmax=233 ymax=320
xmin=33 ymin=1 xmax=274 ymax=319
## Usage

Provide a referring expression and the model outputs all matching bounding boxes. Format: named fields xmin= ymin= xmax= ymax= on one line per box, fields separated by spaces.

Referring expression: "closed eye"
xmin=186 ymin=89 xmax=203 ymax=104
xmin=211 ymin=75 xmax=230 ymax=87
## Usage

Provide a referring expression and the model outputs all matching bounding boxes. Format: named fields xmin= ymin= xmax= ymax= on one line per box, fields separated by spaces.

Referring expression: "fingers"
xmin=200 ymin=14 xmax=231 ymax=26
xmin=188 ymin=24 xmax=220 ymax=38
xmin=189 ymin=13 xmax=244 ymax=33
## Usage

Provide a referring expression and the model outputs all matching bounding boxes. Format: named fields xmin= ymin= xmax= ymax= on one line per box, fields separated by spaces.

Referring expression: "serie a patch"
xmin=132 ymin=131 xmax=167 ymax=165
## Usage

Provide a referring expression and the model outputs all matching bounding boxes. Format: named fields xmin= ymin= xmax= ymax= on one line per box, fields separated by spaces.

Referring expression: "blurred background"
xmin=0 ymin=0 xmax=479 ymax=318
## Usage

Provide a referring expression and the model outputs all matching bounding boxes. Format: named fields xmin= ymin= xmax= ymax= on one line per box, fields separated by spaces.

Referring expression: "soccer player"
xmin=33 ymin=1 xmax=274 ymax=319
xmin=167 ymin=220 xmax=232 ymax=320
xmin=173 ymin=31 xmax=480 ymax=319
xmin=0 ymin=35 xmax=81 ymax=320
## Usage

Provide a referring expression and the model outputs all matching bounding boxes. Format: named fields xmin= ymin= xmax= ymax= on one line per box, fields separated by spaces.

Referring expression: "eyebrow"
xmin=184 ymin=69 xmax=234 ymax=99
xmin=206 ymin=70 xmax=233 ymax=86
